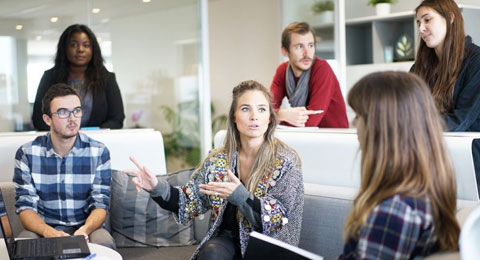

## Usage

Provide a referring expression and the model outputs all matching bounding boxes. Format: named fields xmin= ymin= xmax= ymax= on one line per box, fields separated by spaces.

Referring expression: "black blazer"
xmin=32 ymin=68 xmax=125 ymax=130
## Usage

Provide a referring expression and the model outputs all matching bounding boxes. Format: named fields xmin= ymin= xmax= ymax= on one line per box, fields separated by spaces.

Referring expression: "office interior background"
xmin=0 ymin=0 xmax=479 ymax=171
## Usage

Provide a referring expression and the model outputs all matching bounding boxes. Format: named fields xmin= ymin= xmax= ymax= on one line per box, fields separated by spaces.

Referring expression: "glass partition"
xmin=0 ymin=0 xmax=207 ymax=171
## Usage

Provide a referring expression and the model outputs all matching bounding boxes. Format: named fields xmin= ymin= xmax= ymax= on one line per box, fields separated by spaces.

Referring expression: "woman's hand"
xmin=123 ymin=156 xmax=158 ymax=191
xmin=199 ymin=169 xmax=241 ymax=199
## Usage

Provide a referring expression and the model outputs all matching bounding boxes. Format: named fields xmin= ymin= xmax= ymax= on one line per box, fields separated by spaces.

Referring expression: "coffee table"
xmin=85 ymin=243 xmax=123 ymax=260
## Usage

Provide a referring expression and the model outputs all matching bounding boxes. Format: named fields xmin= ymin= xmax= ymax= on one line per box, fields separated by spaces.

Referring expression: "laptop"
xmin=0 ymin=188 xmax=90 ymax=259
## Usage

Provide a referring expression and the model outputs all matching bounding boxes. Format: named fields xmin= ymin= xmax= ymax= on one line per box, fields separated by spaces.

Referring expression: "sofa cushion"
xmin=299 ymin=194 xmax=353 ymax=260
xmin=110 ymin=169 xmax=196 ymax=247
xmin=117 ymin=245 xmax=197 ymax=260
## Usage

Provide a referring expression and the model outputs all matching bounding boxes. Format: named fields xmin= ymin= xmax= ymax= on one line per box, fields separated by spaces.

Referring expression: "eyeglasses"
xmin=51 ymin=107 xmax=83 ymax=119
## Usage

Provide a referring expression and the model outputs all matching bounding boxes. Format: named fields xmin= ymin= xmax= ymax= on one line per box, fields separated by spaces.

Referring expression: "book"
xmin=244 ymin=231 xmax=323 ymax=260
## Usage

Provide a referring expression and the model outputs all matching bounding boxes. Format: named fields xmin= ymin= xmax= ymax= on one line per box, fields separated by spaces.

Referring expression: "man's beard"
xmin=52 ymin=124 xmax=78 ymax=139
xmin=293 ymin=57 xmax=313 ymax=72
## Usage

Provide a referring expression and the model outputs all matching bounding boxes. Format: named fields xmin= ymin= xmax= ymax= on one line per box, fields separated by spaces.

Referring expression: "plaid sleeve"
xmin=13 ymin=147 xmax=39 ymax=213
xmin=355 ymin=196 xmax=425 ymax=260
xmin=86 ymin=146 xmax=111 ymax=212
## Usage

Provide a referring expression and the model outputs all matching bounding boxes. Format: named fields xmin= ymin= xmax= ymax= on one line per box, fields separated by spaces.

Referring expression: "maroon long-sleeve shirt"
xmin=270 ymin=57 xmax=348 ymax=128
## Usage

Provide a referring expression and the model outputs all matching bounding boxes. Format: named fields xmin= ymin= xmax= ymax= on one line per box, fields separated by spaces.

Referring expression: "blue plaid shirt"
xmin=339 ymin=195 xmax=439 ymax=260
xmin=13 ymin=132 xmax=111 ymax=229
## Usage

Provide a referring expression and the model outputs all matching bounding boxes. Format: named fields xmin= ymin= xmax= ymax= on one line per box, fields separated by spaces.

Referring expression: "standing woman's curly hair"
xmin=413 ymin=0 xmax=465 ymax=113
xmin=54 ymin=24 xmax=107 ymax=95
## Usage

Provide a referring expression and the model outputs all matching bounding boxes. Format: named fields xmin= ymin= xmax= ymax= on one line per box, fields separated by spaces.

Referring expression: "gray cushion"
xmin=0 ymin=182 xmax=23 ymax=237
xmin=299 ymin=194 xmax=353 ymax=260
xmin=117 ymin=245 xmax=197 ymax=260
xmin=110 ymin=169 xmax=196 ymax=248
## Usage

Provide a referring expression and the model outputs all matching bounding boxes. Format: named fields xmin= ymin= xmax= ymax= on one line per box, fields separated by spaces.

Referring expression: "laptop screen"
xmin=0 ymin=188 xmax=15 ymax=255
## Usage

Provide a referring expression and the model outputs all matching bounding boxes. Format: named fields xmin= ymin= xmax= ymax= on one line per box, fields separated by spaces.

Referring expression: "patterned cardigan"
xmin=174 ymin=144 xmax=304 ymax=259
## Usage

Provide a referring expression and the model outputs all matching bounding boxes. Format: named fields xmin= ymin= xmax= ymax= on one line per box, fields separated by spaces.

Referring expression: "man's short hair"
xmin=281 ymin=22 xmax=316 ymax=51
xmin=42 ymin=83 xmax=80 ymax=116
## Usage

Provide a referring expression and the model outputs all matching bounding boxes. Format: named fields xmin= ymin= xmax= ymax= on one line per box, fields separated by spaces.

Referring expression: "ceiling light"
xmin=143 ymin=0 xmax=151 ymax=3
xmin=15 ymin=25 xmax=23 ymax=30
xmin=50 ymin=17 xmax=58 ymax=23
xmin=92 ymin=8 xmax=101 ymax=14
xmin=35 ymin=35 xmax=42 ymax=41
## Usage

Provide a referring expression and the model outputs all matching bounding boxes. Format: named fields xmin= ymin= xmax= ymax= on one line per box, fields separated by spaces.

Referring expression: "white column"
xmin=199 ymin=0 xmax=212 ymax=158
xmin=335 ymin=0 xmax=347 ymax=95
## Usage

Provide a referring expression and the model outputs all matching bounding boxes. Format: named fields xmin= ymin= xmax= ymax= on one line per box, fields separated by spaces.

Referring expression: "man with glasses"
xmin=13 ymin=83 xmax=115 ymax=249
xmin=270 ymin=22 xmax=348 ymax=128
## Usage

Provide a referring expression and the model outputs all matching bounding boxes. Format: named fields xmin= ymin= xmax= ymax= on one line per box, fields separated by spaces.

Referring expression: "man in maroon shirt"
xmin=270 ymin=22 xmax=348 ymax=128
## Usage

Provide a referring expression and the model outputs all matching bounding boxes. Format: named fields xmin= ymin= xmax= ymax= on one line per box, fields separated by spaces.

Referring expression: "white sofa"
xmin=0 ymin=129 xmax=167 ymax=182
xmin=0 ymin=128 xmax=477 ymax=259
xmin=214 ymin=128 xmax=480 ymax=259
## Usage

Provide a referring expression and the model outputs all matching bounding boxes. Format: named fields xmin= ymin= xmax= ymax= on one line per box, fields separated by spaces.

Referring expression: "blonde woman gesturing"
xmin=125 ymin=80 xmax=304 ymax=260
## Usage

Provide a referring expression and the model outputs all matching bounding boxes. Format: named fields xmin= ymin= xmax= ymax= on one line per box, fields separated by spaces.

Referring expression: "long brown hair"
xmin=345 ymin=71 xmax=459 ymax=250
xmin=413 ymin=0 xmax=465 ymax=113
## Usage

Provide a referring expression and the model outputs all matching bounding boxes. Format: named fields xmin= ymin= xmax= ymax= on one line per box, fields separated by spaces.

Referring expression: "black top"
xmin=443 ymin=36 xmax=480 ymax=132
xmin=152 ymin=171 xmax=263 ymax=238
xmin=32 ymin=68 xmax=125 ymax=130
xmin=412 ymin=36 xmax=480 ymax=192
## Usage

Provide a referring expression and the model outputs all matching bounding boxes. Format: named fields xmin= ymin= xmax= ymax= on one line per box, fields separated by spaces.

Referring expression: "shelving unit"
xmin=345 ymin=11 xmax=416 ymax=65
xmin=343 ymin=4 xmax=480 ymax=121
xmin=313 ymin=23 xmax=335 ymax=60
xmin=281 ymin=0 xmax=480 ymax=122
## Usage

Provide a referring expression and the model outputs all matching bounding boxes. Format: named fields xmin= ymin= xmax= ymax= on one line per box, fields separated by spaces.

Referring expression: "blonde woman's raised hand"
xmin=123 ymin=156 xmax=158 ymax=192
xmin=199 ymin=169 xmax=241 ymax=199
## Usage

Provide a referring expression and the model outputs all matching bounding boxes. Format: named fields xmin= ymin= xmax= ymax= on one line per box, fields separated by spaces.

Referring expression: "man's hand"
xmin=42 ymin=225 xmax=69 ymax=238
xmin=19 ymin=210 xmax=69 ymax=238
xmin=277 ymin=107 xmax=317 ymax=127
xmin=73 ymin=226 xmax=90 ymax=242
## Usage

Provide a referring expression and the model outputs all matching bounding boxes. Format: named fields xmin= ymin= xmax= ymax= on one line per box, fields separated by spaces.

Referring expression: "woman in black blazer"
xmin=32 ymin=24 xmax=125 ymax=130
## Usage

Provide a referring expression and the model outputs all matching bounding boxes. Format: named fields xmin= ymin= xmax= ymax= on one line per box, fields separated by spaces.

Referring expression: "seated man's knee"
xmin=89 ymin=228 xmax=116 ymax=250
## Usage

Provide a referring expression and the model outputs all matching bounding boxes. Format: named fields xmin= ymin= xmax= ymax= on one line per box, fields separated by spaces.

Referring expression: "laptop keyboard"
xmin=17 ymin=238 xmax=57 ymax=256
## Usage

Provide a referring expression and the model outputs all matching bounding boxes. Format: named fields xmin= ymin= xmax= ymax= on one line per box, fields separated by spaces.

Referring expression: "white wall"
xmin=208 ymin=0 xmax=282 ymax=118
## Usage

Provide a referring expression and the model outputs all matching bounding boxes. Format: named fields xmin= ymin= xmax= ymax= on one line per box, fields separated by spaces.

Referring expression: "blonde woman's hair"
xmin=192 ymin=80 xmax=283 ymax=193
xmin=224 ymin=80 xmax=282 ymax=192
xmin=345 ymin=71 xmax=459 ymax=250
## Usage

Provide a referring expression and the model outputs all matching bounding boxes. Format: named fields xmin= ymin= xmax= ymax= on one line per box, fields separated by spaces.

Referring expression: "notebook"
xmin=244 ymin=231 xmax=323 ymax=260
xmin=0 ymin=187 xmax=91 ymax=259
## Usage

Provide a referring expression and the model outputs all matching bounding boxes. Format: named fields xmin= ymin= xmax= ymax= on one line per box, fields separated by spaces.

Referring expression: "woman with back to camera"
xmin=125 ymin=80 xmax=304 ymax=260
xmin=339 ymin=71 xmax=460 ymax=259
xmin=412 ymin=0 xmax=480 ymax=190
xmin=32 ymin=24 xmax=125 ymax=130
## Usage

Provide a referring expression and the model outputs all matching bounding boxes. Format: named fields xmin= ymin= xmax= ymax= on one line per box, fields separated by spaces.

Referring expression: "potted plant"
xmin=368 ymin=0 xmax=395 ymax=16
xmin=159 ymin=102 xmax=227 ymax=172
xmin=312 ymin=0 xmax=334 ymax=24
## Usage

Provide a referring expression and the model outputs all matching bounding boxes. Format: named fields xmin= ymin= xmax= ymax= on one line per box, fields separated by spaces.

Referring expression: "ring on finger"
xmin=214 ymin=191 xmax=219 ymax=197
